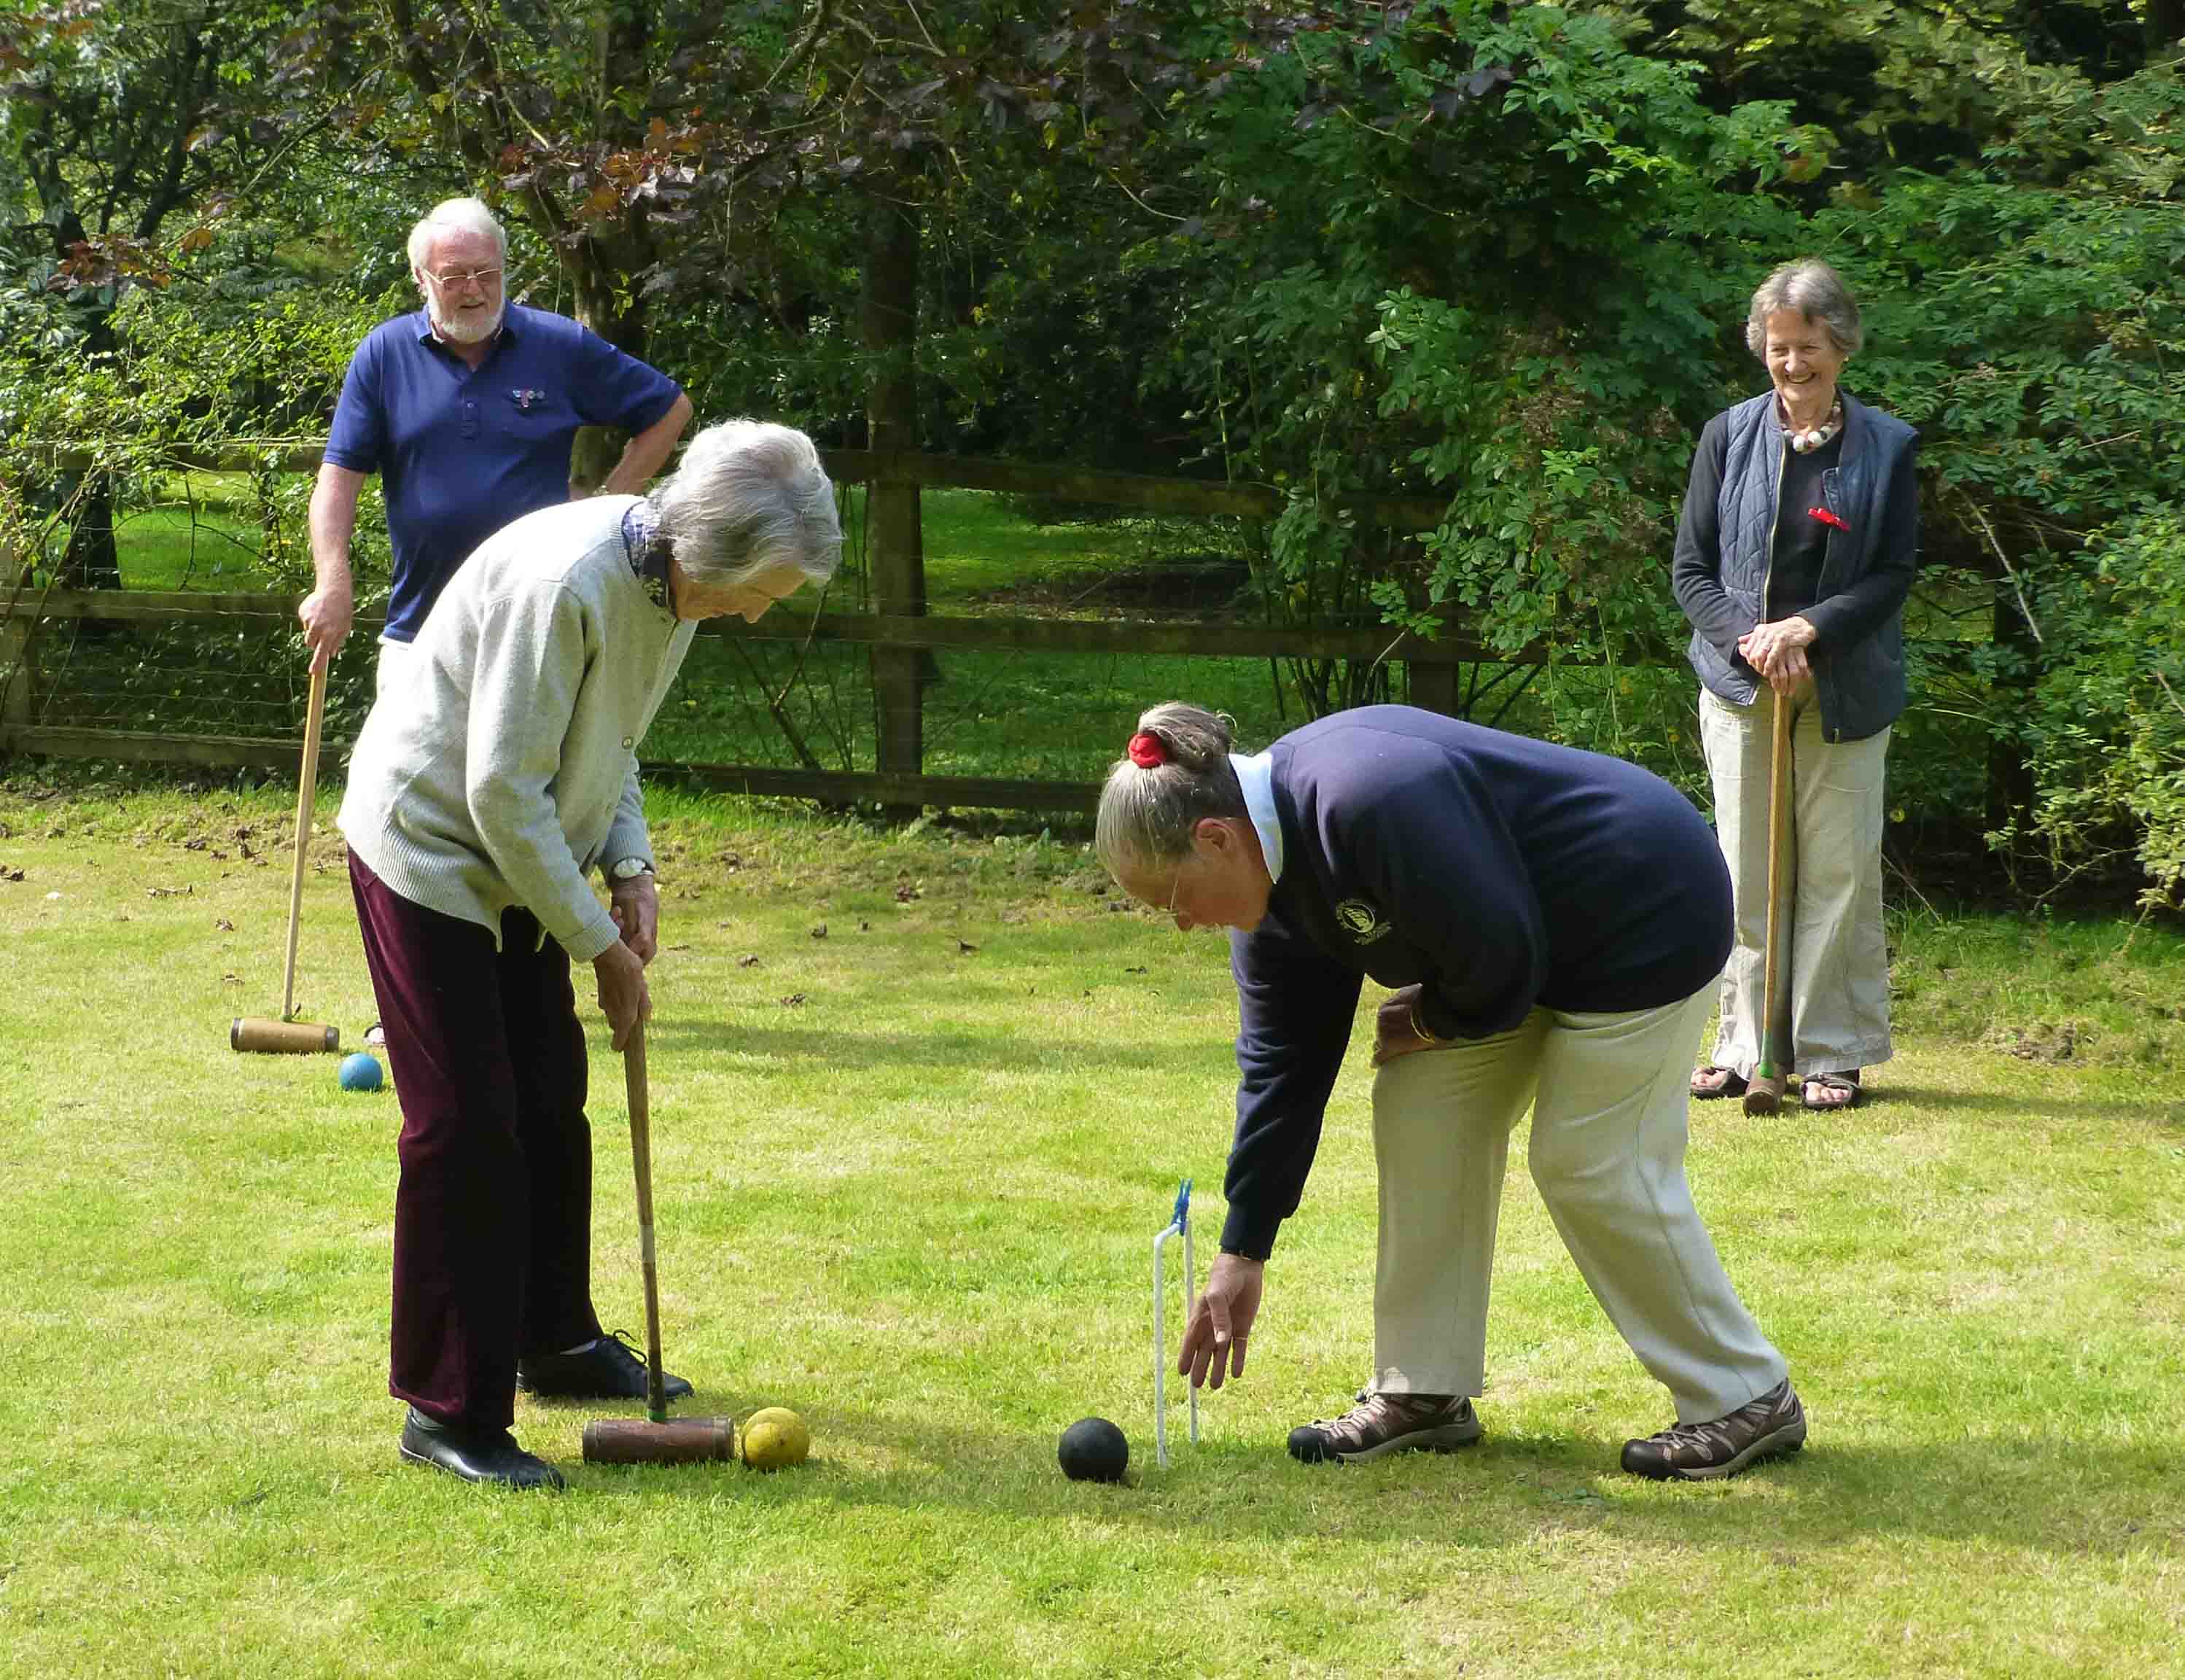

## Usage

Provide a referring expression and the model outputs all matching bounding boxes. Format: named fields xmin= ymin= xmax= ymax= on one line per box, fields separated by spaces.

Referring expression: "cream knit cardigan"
xmin=338 ymin=494 xmax=696 ymax=961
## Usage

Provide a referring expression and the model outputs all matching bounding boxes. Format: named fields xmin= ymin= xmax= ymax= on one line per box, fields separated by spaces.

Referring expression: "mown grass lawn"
xmin=1 ymin=772 xmax=2181 ymax=1679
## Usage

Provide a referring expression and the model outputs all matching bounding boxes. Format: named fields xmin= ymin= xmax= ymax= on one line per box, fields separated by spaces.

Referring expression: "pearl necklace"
xmin=1783 ymin=396 xmax=1844 ymax=454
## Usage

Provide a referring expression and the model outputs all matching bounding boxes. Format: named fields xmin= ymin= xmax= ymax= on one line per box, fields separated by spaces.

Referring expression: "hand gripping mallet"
xmin=1743 ymin=688 xmax=1795 ymax=1115
xmin=231 ymin=661 xmax=340 ymax=1054
xmin=1152 ymin=1178 xmax=1200 ymax=1469
xmin=581 ymin=1022 xmax=736 ymax=1466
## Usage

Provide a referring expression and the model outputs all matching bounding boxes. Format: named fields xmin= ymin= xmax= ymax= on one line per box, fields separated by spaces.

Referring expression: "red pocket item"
xmin=1807 ymin=506 xmax=1848 ymax=531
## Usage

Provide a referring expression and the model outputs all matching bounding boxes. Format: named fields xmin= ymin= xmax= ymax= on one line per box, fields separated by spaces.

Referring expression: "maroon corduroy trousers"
xmin=348 ymin=850 xmax=604 ymax=1429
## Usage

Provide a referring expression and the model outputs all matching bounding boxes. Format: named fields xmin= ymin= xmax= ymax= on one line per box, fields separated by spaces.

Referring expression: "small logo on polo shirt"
xmin=507 ymin=388 xmax=547 ymax=412
xmin=1335 ymin=898 xmax=1390 ymax=944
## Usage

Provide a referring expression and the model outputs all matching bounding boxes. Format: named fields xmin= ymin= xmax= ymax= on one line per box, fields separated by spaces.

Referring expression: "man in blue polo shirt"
xmin=297 ymin=197 xmax=693 ymax=680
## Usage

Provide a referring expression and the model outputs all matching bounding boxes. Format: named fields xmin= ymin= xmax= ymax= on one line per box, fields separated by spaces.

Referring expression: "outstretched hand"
xmin=1178 ymin=1251 xmax=1264 ymax=1391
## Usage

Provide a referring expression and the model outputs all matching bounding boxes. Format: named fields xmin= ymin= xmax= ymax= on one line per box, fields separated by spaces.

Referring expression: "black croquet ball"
xmin=1058 ymin=1416 xmax=1129 ymax=1483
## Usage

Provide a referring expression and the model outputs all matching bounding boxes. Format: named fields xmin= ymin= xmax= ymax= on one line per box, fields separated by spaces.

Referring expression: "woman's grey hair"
xmin=1745 ymin=259 xmax=1862 ymax=359
xmin=1094 ymin=702 xmax=1248 ymax=878
xmin=650 ymin=419 xmax=844 ymax=589
xmin=407 ymin=197 xmax=507 ymax=271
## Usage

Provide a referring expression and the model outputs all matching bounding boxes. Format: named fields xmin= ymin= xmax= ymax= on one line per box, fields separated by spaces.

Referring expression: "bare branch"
xmin=1954 ymin=484 xmax=2044 ymax=646
xmin=763 ymin=0 xmax=837 ymax=93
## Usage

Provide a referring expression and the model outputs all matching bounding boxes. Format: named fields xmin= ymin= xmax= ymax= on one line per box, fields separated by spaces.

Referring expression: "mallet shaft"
xmin=625 ymin=1024 xmax=670 ymax=1424
xmin=280 ymin=662 xmax=327 ymax=1023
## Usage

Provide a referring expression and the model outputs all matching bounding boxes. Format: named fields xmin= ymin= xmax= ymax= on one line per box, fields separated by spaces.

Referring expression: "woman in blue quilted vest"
xmin=1673 ymin=260 xmax=1920 ymax=1113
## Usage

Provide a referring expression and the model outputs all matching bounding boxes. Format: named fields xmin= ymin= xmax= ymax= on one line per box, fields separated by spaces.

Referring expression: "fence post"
xmin=862 ymin=194 xmax=925 ymax=818
xmin=1408 ymin=660 xmax=1457 ymax=716
xmin=0 ymin=610 xmax=29 ymax=748
xmin=0 ymin=514 xmax=28 ymax=747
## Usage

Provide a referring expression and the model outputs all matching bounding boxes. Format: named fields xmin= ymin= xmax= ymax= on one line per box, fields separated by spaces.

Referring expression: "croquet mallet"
xmin=582 ymin=1022 xmax=737 ymax=1466
xmin=231 ymin=661 xmax=340 ymax=1054
xmin=1742 ymin=688 xmax=1794 ymax=1115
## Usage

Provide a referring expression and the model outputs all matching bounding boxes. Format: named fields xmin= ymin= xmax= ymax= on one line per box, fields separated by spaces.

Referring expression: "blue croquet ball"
xmin=338 ymin=1052 xmax=384 ymax=1093
xmin=1058 ymin=1416 xmax=1129 ymax=1483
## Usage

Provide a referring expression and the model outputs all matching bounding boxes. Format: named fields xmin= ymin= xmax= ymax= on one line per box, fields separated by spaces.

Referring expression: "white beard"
xmin=427 ymin=297 xmax=505 ymax=346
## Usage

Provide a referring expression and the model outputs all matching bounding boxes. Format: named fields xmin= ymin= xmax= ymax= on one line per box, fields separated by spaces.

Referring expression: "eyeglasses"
xmin=1166 ymin=854 xmax=1196 ymax=918
xmin=424 ymin=266 xmax=503 ymax=291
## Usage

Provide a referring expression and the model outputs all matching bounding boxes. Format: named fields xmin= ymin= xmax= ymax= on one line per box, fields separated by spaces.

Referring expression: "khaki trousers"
xmin=1698 ymin=684 xmax=1893 ymax=1081
xmin=1370 ymin=987 xmax=1787 ymax=1424
xmin=375 ymin=635 xmax=413 ymax=702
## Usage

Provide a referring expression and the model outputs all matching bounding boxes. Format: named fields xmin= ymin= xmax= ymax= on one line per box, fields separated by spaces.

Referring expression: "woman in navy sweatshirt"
xmin=1097 ymin=702 xmax=1804 ymax=1480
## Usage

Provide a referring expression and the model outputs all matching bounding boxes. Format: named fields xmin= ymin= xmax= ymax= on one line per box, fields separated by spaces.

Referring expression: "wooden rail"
xmin=2 ymin=440 xmax=1506 ymax=813
xmin=4 ymin=589 xmax=1538 ymax=664
xmin=0 ymin=588 xmax=1537 ymax=814
xmin=33 ymin=442 xmax=1446 ymax=529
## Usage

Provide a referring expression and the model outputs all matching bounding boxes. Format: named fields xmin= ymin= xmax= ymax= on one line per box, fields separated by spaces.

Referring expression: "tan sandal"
xmin=1691 ymin=1065 xmax=1748 ymax=1100
xmin=1801 ymin=1072 xmax=1862 ymax=1111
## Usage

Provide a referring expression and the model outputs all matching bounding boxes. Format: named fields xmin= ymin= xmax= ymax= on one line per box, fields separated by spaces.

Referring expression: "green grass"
xmin=38 ymin=478 xmax=1320 ymax=779
xmin=102 ymin=475 xmax=1249 ymax=608
xmin=2 ymin=769 xmax=2181 ymax=1678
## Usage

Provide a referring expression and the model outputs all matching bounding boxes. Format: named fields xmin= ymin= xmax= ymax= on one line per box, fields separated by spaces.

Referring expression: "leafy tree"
xmin=0 ymin=0 xmax=320 ymax=584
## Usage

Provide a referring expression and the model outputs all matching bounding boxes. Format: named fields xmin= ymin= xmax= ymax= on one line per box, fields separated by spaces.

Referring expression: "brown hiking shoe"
xmin=1287 ymin=1390 xmax=1483 ymax=1464
xmin=1620 ymin=1379 xmax=1807 ymax=1481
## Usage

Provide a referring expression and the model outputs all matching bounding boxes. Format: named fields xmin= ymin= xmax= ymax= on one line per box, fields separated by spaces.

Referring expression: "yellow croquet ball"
xmin=740 ymin=1407 xmax=811 ymax=1470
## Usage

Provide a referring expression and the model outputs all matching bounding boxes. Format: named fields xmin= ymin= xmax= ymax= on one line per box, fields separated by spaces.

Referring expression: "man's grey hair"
xmin=1745 ymin=259 xmax=1863 ymax=359
xmin=407 ymin=197 xmax=508 ymax=271
xmin=650 ymin=419 xmax=844 ymax=590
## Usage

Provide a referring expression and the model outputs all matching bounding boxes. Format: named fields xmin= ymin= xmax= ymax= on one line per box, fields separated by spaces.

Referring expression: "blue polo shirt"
xmin=324 ymin=304 xmax=684 ymax=642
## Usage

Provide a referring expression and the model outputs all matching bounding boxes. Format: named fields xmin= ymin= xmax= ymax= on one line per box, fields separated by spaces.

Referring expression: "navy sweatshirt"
xmin=1220 ymin=708 xmax=1733 ymax=1260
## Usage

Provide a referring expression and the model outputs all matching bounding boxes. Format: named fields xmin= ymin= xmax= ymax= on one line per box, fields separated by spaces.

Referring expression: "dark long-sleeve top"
xmin=1218 ymin=707 xmax=1733 ymax=1260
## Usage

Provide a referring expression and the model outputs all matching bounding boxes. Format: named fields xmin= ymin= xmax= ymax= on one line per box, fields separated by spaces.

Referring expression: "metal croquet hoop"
xmin=1151 ymin=1178 xmax=1201 ymax=1469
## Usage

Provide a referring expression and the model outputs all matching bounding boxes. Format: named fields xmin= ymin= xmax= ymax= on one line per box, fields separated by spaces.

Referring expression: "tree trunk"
xmin=2151 ymin=0 xmax=2183 ymax=52
xmin=566 ymin=228 xmax=654 ymax=494
xmin=58 ymin=475 xmax=122 ymax=591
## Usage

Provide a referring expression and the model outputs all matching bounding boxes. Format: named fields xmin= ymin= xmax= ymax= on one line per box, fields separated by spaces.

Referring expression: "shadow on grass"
xmin=647 ymin=1016 xmax=1201 ymax=1079
xmin=1880 ymin=1084 xmax=2185 ymax=1127
xmin=560 ymin=1399 xmax=2181 ymax=1561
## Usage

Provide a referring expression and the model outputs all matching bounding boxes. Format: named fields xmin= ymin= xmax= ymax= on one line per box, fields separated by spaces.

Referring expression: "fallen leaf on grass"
xmin=0 ymin=866 xmax=22 ymax=882
xmin=737 ymin=954 xmax=761 ymax=968
xmin=895 ymin=883 xmax=922 ymax=902
xmin=148 ymin=884 xmax=194 ymax=898
xmin=222 ymin=973 xmax=241 ymax=984
xmin=780 ymin=992 xmax=806 ymax=1007
xmin=1123 ymin=965 xmax=1148 ymax=975
xmin=665 ymin=943 xmax=689 ymax=952
xmin=214 ymin=917 xmax=234 ymax=931
xmin=809 ymin=924 xmax=827 ymax=939
xmin=955 ymin=938 xmax=978 ymax=954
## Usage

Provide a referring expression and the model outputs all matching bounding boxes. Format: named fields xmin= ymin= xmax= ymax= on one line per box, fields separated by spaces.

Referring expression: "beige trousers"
xmin=1370 ymin=987 xmax=1787 ymax=1424
xmin=375 ymin=636 xmax=413 ymax=702
xmin=1698 ymin=684 xmax=1893 ymax=1081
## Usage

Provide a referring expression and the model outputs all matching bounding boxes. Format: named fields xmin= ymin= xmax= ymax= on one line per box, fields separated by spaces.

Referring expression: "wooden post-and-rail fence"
xmin=1 ymin=440 xmax=1511 ymax=814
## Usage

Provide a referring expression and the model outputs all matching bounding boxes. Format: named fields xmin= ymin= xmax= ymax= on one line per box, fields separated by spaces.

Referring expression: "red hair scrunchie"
xmin=1127 ymin=731 xmax=1166 ymax=769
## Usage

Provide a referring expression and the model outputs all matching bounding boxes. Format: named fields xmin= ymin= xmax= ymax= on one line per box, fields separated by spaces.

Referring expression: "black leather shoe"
xmin=399 ymin=1408 xmax=565 ymax=1490
xmin=517 ymin=1331 xmax=693 ymax=1401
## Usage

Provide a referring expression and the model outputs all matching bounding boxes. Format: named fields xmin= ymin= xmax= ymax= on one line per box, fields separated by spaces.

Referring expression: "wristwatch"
xmin=608 ymin=857 xmax=655 ymax=883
